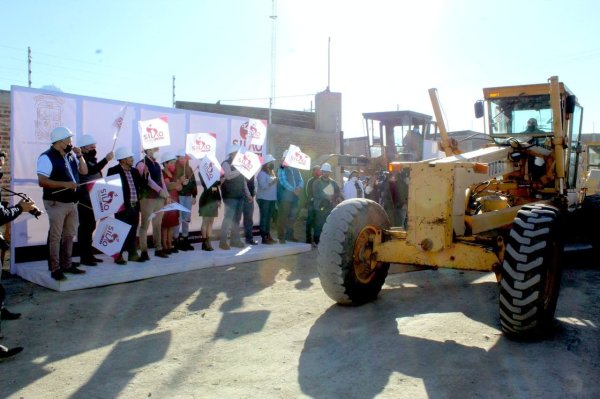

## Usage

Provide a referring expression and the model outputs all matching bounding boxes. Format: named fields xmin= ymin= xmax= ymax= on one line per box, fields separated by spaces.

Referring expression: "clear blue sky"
xmin=2 ymin=0 xmax=600 ymax=137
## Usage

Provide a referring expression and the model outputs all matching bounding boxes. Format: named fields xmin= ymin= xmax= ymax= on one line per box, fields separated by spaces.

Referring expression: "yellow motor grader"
xmin=317 ymin=76 xmax=599 ymax=340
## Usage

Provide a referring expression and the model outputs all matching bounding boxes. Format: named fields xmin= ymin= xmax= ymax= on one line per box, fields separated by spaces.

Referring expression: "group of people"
xmin=34 ymin=127 xmax=333 ymax=283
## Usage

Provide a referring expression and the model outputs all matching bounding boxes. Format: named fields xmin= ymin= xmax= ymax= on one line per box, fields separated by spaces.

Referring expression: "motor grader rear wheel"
xmin=317 ymin=199 xmax=390 ymax=305
xmin=499 ymin=204 xmax=563 ymax=340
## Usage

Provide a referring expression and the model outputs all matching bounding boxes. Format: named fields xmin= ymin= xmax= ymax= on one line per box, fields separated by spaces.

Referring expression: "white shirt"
xmin=37 ymin=153 xmax=79 ymax=182
xmin=343 ymin=178 xmax=365 ymax=199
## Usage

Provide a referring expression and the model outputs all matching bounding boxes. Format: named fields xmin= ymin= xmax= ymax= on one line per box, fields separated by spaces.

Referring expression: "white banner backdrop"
xmin=10 ymin=86 xmax=267 ymax=267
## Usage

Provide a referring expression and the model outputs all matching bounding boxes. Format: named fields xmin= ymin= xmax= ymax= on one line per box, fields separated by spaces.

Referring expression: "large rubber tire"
xmin=499 ymin=204 xmax=563 ymax=340
xmin=317 ymin=198 xmax=391 ymax=305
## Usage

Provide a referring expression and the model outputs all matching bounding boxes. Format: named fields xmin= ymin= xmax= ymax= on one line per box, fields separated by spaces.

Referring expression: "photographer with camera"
xmin=37 ymin=126 xmax=88 ymax=281
xmin=0 ymin=150 xmax=38 ymax=359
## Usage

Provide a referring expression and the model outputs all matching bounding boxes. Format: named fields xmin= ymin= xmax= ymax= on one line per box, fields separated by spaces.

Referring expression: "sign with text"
xmin=93 ymin=217 xmax=131 ymax=256
xmin=198 ymin=153 xmax=223 ymax=188
xmin=186 ymin=132 xmax=217 ymax=159
xmin=232 ymin=147 xmax=262 ymax=180
xmin=138 ymin=116 xmax=171 ymax=149
xmin=283 ymin=144 xmax=311 ymax=170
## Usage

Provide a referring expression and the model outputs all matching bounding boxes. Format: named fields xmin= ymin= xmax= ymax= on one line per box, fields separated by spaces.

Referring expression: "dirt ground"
xmin=0 ymin=248 xmax=599 ymax=399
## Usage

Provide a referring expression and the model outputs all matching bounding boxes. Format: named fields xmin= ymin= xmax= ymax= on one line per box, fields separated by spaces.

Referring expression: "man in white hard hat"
xmin=136 ymin=147 xmax=170 ymax=260
xmin=107 ymin=147 xmax=145 ymax=264
xmin=304 ymin=164 xmax=321 ymax=246
xmin=311 ymin=162 xmax=340 ymax=244
xmin=76 ymin=134 xmax=114 ymax=266
xmin=37 ymin=126 xmax=89 ymax=281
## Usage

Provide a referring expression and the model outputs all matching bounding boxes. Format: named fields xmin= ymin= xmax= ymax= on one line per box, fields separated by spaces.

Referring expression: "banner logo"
xmin=34 ymin=95 xmax=64 ymax=142
xmin=99 ymin=224 xmax=120 ymax=246
xmin=96 ymin=188 xmax=119 ymax=211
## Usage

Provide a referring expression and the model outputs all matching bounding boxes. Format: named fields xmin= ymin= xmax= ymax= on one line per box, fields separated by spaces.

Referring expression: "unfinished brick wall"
xmin=0 ymin=90 xmax=11 ymax=194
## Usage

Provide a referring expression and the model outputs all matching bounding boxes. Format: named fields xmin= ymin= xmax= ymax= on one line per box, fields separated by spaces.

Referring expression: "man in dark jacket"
xmin=77 ymin=134 xmax=114 ymax=266
xmin=107 ymin=147 xmax=145 ymax=264
xmin=37 ymin=126 xmax=88 ymax=281
xmin=0 ymin=151 xmax=38 ymax=359
xmin=219 ymin=144 xmax=251 ymax=250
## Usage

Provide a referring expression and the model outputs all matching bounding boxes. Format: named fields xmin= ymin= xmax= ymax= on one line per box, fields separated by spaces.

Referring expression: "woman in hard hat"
xmin=161 ymin=151 xmax=182 ymax=255
xmin=256 ymin=154 xmax=278 ymax=244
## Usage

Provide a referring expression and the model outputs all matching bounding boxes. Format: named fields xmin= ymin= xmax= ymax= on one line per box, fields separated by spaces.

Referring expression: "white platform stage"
xmin=13 ymin=241 xmax=312 ymax=292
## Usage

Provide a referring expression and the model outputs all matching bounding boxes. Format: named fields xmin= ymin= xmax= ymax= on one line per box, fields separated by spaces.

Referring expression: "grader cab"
xmin=317 ymin=76 xmax=598 ymax=340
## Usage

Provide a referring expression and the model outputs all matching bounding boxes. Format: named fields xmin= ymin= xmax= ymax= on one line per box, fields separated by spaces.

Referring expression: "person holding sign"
xmin=161 ymin=152 xmax=182 ymax=255
xmin=37 ymin=126 xmax=89 ymax=281
xmin=219 ymin=144 xmax=251 ymax=250
xmin=198 ymin=172 xmax=221 ymax=251
xmin=276 ymin=150 xmax=304 ymax=243
xmin=312 ymin=162 xmax=341 ymax=245
xmin=174 ymin=149 xmax=197 ymax=251
xmin=77 ymin=134 xmax=114 ymax=266
xmin=107 ymin=147 xmax=144 ymax=264
xmin=256 ymin=154 xmax=278 ymax=244
xmin=136 ymin=148 xmax=170 ymax=260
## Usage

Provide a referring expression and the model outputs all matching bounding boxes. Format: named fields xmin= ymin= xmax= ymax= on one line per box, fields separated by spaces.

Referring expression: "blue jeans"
xmin=220 ymin=197 xmax=244 ymax=244
xmin=257 ymin=199 xmax=276 ymax=237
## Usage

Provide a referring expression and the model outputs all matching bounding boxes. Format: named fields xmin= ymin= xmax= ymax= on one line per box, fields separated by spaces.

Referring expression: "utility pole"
xmin=269 ymin=0 xmax=277 ymax=125
xmin=327 ymin=37 xmax=331 ymax=91
xmin=28 ymin=46 xmax=32 ymax=87
xmin=172 ymin=75 xmax=176 ymax=107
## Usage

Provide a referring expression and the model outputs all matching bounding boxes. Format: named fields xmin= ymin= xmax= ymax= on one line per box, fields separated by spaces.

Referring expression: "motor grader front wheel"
xmin=317 ymin=199 xmax=391 ymax=305
xmin=499 ymin=204 xmax=563 ymax=340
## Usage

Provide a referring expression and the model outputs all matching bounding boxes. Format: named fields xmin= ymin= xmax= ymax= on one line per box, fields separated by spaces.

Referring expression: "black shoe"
xmin=1 ymin=308 xmax=21 ymax=321
xmin=65 ymin=267 xmax=86 ymax=275
xmin=154 ymin=250 xmax=169 ymax=258
xmin=92 ymin=256 xmax=104 ymax=263
xmin=181 ymin=237 xmax=194 ymax=251
xmin=80 ymin=258 xmax=98 ymax=266
xmin=230 ymin=240 xmax=245 ymax=248
xmin=71 ymin=261 xmax=80 ymax=267
xmin=245 ymin=239 xmax=259 ymax=246
xmin=139 ymin=251 xmax=150 ymax=262
xmin=219 ymin=242 xmax=230 ymax=250
xmin=169 ymin=247 xmax=179 ymax=254
xmin=0 ymin=345 xmax=23 ymax=359
xmin=50 ymin=270 xmax=67 ymax=281
xmin=202 ymin=240 xmax=214 ymax=251
xmin=262 ymin=237 xmax=275 ymax=245
xmin=114 ymin=255 xmax=128 ymax=265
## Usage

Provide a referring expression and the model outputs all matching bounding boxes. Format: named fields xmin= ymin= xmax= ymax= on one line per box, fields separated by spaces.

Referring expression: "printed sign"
xmin=148 ymin=202 xmax=192 ymax=221
xmin=283 ymin=144 xmax=311 ymax=170
xmin=198 ymin=153 xmax=223 ymax=188
xmin=232 ymin=147 xmax=262 ymax=180
xmin=186 ymin=132 xmax=217 ymax=159
xmin=92 ymin=217 xmax=132 ymax=256
xmin=89 ymin=175 xmax=125 ymax=219
xmin=138 ymin=116 xmax=171 ymax=149
xmin=242 ymin=118 xmax=267 ymax=147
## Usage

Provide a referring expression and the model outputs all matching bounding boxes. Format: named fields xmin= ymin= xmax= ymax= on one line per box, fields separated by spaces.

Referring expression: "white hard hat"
xmin=262 ymin=154 xmax=275 ymax=165
xmin=78 ymin=134 xmax=96 ymax=147
xmin=227 ymin=144 xmax=240 ymax=154
xmin=176 ymin=148 xmax=187 ymax=157
xmin=321 ymin=162 xmax=332 ymax=173
xmin=115 ymin=147 xmax=133 ymax=161
xmin=161 ymin=151 xmax=176 ymax=164
xmin=50 ymin=126 xmax=74 ymax=143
